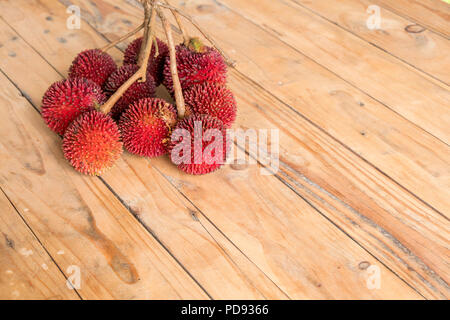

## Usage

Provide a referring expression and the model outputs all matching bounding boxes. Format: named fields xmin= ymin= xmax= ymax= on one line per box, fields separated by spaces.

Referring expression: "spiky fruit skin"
xmin=184 ymin=83 xmax=237 ymax=128
xmin=163 ymin=44 xmax=227 ymax=95
xmin=68 ymin=49 xmax=117 ymax=87
xmin=104 ymin=64 xmax=156 ymax=120
xmin=63 ymin=110 xmax=123 ymax=176
xmin=119 ymin=98 xmax=177 ymax=158
xmin=169 ymin=114 xmax=228 ymax=175
xmin=42 ymin=78 xmax=106 ymax=135
xmin=123 ymin=37 xmax=169 ymax=86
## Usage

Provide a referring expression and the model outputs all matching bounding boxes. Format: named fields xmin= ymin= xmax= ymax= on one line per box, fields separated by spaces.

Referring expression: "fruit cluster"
xmin=41 ymin=14 xmax=236 ymax=176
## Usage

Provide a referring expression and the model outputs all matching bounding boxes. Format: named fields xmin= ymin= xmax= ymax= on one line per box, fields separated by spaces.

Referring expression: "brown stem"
xmin=157 ymin=7 xmax=186 ymax=119
xmin=137 ymin=0 xmax=153 ymax=66
xmin=163 ymin=0 xmax=189 ymax=45
xmin=153 ymin=36 xmax=159 ymax=57
xmin=138 ymin=7 xmax=157 ymax=83
xmin=100 ymin=1 xmax=156 ymax=114
xmin=155 ymin=2 xmax=236 ymax=67
xmin=101 ymin=22 xmax=144 ymax=52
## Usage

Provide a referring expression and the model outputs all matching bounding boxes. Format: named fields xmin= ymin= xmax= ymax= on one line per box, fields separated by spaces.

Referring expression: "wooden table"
xmin=0 ymin=0 xmax=448 ymax=300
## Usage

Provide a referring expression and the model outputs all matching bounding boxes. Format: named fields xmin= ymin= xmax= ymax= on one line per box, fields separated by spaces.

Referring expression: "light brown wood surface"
xmin=221 ymin=0 xmax=450 ymax=145
xmin=375 ymin=0 xmax=450 ymax=37
xmin=0 ymin=11 xmax=285 ymax=300
xmin=0 ymin=190 xmax=79 ymax=300
xmin=0 ymin=0 xmax=448 ymax=299
xmin=292 ymin=0 xmax=450 ymax=85
xmin=0 ymin=69 xmax=208 ymax=299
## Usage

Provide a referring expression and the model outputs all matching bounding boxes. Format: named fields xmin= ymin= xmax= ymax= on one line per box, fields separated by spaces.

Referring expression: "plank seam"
xmin=0 ymin=64 xmax=211 ymax=300
xmin=289 ymin=0 xmax=449 ymax=86
xmin=0 ymin=15 xmax=292 ymax=299
xmin=374 ymin=1 xmax=450 ymax=39
xmin=71 ymin=0 xmax=449 ymax=297
xmin=270 ymin=168 xmax=430 ymax=299
xmin=231 ymin=73 xmax=450 ymax=295
xmin=79 ymin=9 xmax=428 ymax=297
xmin=235 ymin=67 xmax=450 ymax=222
xmin=276 ymin=162 xmax=449 ymax=298
xmin=236 ymin=143 xmax=447 ymax=299
xmin=0 ymin=185 xmax=83 ymax=300
xmin=217 ymin=0 xmax=450 ymax=148
xmin=102 ymin=0 xmax=448 ymax=220
xmin=3 ymin=0 xmax=446 ymax=298
xmin=212 ymin=1 xmax=450 ymax=220
xmin=0 ymin=17 xmax=62 ymax=81
xmin=97 ymin=177 xmax=214 ymax=300
xmin=151 ymin=165 xmax=292 ymax=300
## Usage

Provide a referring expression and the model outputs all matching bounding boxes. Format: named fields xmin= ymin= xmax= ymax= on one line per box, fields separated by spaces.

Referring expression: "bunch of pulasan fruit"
xmin=41 ymin=0 xmax=237 ymax=176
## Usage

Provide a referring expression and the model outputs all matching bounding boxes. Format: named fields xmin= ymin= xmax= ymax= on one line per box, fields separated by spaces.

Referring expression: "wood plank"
xmin=375 ymin=0 xmax=450 ymax=38
xmin=58 ymin=0 xmax=450 ymax=223
xmin=289 ymin=0 xmax=450 ymax=84
xmin=0 ymin=190 xmax=79 ymax=300
xmin=170 ymin=0 xmax=450 ymax=217
xmin=220 ymin=0 xmax=450 ymax=144
xmin=0 ymin=0 xmax=423 ymax=299
xmin=64 ymin=0 xmax=450 ymax=298
xmin=75 ymin=0 xmax=450 ymax=221
xmin=0 ymin=72 xmax=207 ymax=299
xmin=101 ymin=158 xmax=289 ymax=299
xmin=0 ymin=7 xmax=289 ymax=300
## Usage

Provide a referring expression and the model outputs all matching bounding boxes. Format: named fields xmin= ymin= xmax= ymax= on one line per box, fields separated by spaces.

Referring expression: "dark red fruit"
xmin=104 ymin=64 xmax=156 ymax=120
xmin=169 ymin=114 xmax=228 ymax=175
xmin=62 ymin=110 xmax=123 ymax=176
xmin=123 ymin=37 xmax=169 ymax=86
xmin=184 ymin=83 xmax=237 ymax=128
xmin=119 ymin=98 xmax=177 ymax=158
xmin=68 ymin=49 xmax=117 ymax=87
xmin=163 ymin=38 xmax=227 ymax=95
xmin=42 ymin=78 xmax=106 ymax=135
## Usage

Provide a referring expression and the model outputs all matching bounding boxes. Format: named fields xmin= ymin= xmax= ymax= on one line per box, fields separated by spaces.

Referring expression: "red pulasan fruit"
xmin=63 ymin=110 xmax=123 ymax=176
xmin=169 ymin=114 xmax=228 ymax=175
xmin=119 ymin=98 xmax=177 ymax=158
xmin=184 ymin=83 xmax=237 ymax=128
xmin=123 ymin=37 xmax=169 ymax=86
xmin=42 ymin=78 xmax=106 ymax=135
xmin=163 ymin=38 xmax=227 ymax=95
xmin=104 ymin=64 xmax=156 ymax=120
xmin=68 ymin=49 xmax=117 ymax=87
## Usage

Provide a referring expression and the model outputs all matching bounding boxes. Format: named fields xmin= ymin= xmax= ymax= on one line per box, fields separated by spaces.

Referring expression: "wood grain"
xmin=0 ymin=190 xmax=79 ymax=300
xmin=53 ymin=0 xmax=450 ymax=297
xmin=290 ymin=0 xmax=450 ymax=84
xmin=219 ymin=0 xmax=450 ymax=144
xmin=0 ymin=0 xmax=425 ymax=299
xmin=0 ymin=70 xmax=207 ymax=299
xmin=69 ymin=0 xmax=450 ymax=219
xmin=64 ymin=0 xmax=450 ymax=298
xmin=0 ymin=15 xmax=287 ymax=300
xmin=375 ymin=0 xmax=450 ymax=38
xmin=168 ymin=0 xmax=450 ymax=216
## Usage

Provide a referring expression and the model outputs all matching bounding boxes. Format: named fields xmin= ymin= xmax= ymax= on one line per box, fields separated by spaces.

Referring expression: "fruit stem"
xmin=163 ymin=0 xmax=189 ymax=45
xmin=155 ymin=1 xmax=236 ymax=67
xmin=138 ymin=4 xmax=157 ymax=83
xmin=101 ymin=22 xmax=144 ymax=52
xmin=153 ymin=36 xmax=159 ymax=56
xmin=137 ymin=0 xmax=154 ymax=66
xmin=157 ymin=7 xmax=186 ymax=119
xmin=100 ymin=1 xmax=156 ymax=115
